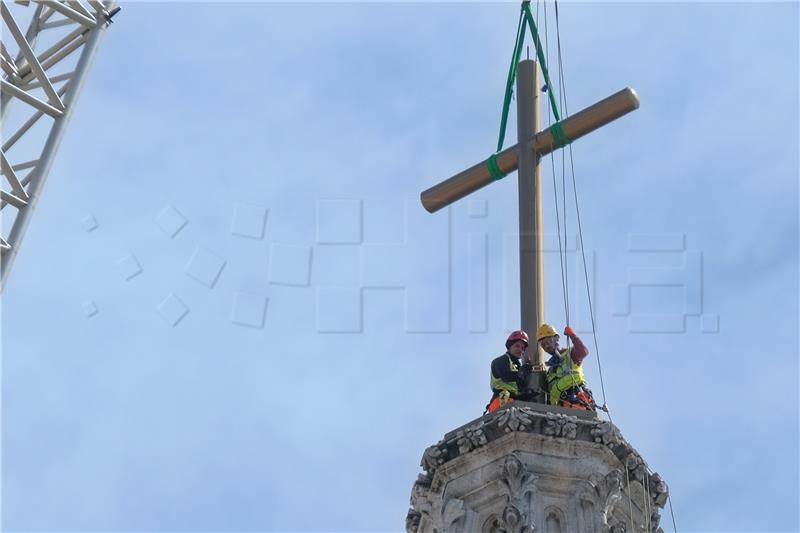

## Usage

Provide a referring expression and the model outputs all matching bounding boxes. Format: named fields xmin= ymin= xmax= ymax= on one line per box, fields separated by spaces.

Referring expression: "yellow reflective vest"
xmin=490 ymin=353 xmax=524 ymax=397
xmin=546 ymin=348 xmax=586 ymax=405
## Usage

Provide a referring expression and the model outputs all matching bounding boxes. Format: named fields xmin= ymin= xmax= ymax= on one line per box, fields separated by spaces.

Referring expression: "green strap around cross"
xmin=487 ymin=0 xmax=571 ymax=181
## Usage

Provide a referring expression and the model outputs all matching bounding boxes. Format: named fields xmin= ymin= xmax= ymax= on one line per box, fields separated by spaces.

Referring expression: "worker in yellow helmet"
xmin=537 ymin=323 xmax=599 ymax=410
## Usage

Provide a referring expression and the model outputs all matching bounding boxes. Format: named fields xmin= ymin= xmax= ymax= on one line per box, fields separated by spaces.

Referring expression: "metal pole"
xmin=516 ymin=60 xmax=546 ymax=402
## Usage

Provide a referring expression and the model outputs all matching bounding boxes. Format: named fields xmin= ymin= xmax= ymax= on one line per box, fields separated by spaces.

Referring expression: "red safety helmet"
xmin=505 ymin=330 xmax=529 ymax=349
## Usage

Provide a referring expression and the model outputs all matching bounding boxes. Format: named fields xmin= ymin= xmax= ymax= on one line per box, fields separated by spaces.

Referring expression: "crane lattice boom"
xmin=1 ymin=0 xmax=118 ymax=290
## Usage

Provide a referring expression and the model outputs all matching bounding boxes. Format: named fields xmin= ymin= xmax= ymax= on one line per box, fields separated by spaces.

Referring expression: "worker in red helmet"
xmin=486 ymin=330 xmax=534 ymax=413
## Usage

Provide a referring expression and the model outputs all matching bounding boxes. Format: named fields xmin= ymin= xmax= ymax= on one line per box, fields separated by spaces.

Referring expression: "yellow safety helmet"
xmin=536 ymin=323 xmax=559 ymax=341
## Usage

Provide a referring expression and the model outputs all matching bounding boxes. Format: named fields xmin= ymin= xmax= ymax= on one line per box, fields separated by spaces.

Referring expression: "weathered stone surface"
xmin=405 ymin=509 xmax=421 ymax=533
xmin=407 ymin=406 xmax=668 ymax=533
xmin=421 ymin=442 xmax=447 ymax=474
xmin=543 ymin=412 xmax=578 ymax=439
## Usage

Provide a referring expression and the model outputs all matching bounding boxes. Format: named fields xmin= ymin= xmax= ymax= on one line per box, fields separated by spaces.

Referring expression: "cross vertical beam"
xmin=516 ymin=60 xmax=546 ymax=401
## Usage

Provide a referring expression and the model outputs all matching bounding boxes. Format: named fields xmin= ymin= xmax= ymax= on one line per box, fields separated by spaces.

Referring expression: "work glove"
xmin=564 ymin=326 xmax=575 ymax=337
xmin=545 ymin=353 xmax=561 ymax=368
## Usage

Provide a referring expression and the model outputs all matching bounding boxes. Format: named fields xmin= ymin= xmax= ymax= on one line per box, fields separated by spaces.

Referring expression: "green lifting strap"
xmin=496 ymin=8 xmax=527 ymax=153
xmin=495 ymin=1 xmax=564 ymax=154
xmin=549 ymin=121 xmax=572 ymax=147
xmin=486 ymin=153 xmax=508 ymax=181
xmin=522 ymin=5 xmax=561 ymax=123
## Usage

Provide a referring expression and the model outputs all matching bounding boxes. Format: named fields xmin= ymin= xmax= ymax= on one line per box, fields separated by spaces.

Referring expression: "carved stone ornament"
xmin=543 ymin=412 xmax=578 ymax=439
xmin=489 ymin=454 xmax=538 ymax=532
xmin=624 ymin=452 xmax=647 ymax=483
xmin=648 ymin=508 xmax=663 ymax=533
xmin=411 ymin=477 xmax=432 ymax=512
xmin=405 ymin=509 xmax=422 ymax=533
xmin=409 ymin=409 xmax=669 ymax=531
xmin=598 ymin=469 xmax=624 ymax=530
xmin=489 ymin=503 xmax=536 ymax=533
xmin=434 ymin=497 xmax=474 ymax=532
xmin=456 ymin=420 xmax=488 ymax=454
xmin=648 ymin=472 xmax=669 ymax=507
xmin=421 ymin=442 xmax=447 ymax=475
xmin=607 ymin=520 xmax=626 ymax=533
xmin=500 ymin=454 xmax=538 ymax=505
xmin=495 ymin=406 xmax=534 ymax=433
xmin=591 ymin=421 xmax=623 ymax=447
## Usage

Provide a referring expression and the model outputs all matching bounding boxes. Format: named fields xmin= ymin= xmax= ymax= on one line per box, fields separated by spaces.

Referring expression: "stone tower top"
xmin=406 ymin=405 xmax=669 ymax=533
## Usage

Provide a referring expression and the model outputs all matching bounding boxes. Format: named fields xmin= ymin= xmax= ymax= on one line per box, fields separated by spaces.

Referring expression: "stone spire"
xmin=406 ymin=406 xmax=669 ymax=533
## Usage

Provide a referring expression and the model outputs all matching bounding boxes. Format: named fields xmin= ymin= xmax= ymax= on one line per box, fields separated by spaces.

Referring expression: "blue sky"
xmin=2 ymin=2 xmax=798 ymax=531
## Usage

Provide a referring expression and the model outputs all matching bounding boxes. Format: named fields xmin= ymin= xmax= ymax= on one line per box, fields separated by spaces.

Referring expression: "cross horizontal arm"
xmin=420 ymin=87 xmax=640 ymax=213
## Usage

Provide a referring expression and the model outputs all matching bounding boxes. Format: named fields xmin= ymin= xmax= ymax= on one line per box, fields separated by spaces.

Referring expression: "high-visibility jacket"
xmin=546 ymin=348 xmax=587 ymax=405
xmin=490 ymin=353 xmax=526 ymax=398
